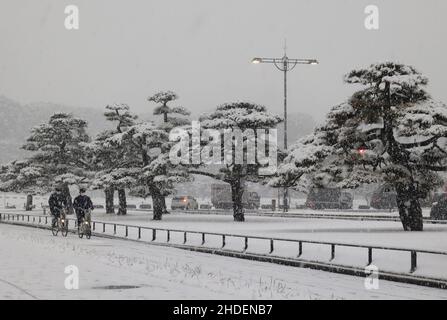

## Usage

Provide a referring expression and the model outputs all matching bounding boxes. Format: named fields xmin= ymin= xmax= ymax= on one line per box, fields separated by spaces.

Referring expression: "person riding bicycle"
xmin=73 ymin=187 xmax=94 ymax=230
xmin=48 ymin=186 xmax=68 ymax=227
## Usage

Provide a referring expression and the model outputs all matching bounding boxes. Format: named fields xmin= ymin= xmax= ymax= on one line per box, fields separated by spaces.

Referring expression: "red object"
xmin=358 ymin=147 xmax=367 ymax=155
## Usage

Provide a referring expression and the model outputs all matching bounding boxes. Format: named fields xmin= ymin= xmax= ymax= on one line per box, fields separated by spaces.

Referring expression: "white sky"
xmin=0 ymin=0 xmax=446 ymax=122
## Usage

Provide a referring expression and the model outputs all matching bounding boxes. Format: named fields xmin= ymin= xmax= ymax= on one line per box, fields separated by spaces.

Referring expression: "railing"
xmin=1 ymin=212 xmax=447 ymax=275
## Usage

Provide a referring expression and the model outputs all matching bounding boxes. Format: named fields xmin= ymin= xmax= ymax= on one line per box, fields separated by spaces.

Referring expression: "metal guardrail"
xmin=151 ymin=208 xmax=447 ymax=224
xmin=2 ymin=212 xmax=447 ymax=275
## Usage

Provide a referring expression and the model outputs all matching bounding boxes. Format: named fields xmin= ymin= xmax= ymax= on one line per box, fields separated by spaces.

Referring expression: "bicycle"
xmin=51 ymin=209 xmax=68 ymax=237
xmin=78 ymin=209 xmax=92 ymax=239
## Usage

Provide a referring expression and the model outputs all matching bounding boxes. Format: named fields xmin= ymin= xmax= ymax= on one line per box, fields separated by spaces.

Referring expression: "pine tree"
xmin=148 ymin=91 xmax=191 ymax=127
xmin=147 ymin=91 xmax=192 ymax=214
xmin=275 ymin=62 xmax=447 ymax=231
xmin=196 ymin=102 xmax=282 ymax=221
xmin=0 ymin=160 xmax=44 ymax=210
xmin=88 ymin=103 xmax=138 ymax=215
xmin=16 ymin=113 xmax=91 ymax=214
xmin=105 ymin=121 xmax=189 ymax=220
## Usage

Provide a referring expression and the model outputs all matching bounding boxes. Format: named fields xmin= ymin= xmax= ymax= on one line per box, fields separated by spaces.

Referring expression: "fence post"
xmin=152 ymin=229 xmax=157 ymax=241
xmin=330 ymin=244 xmax=335 ymax=261
xmin=222 ymin=235 xmax=226 ymax=248
xmin=269 ymin=239 xmax=274 ymax=254
xmin=102 ymin=223 xmax=105 ymax=233
xmin=27 ymin=215 xmax=30 ymax=222
xmin=298 ymin=241 xmax=303 ymax=257
xmin=183 ymin=232 xmax=187 ymax=244
xmin=368 ymin=248 xmax=373 ymax=265
xmin=125 ymin=226 xmax=128 ymax=237
xmin=93 ymin=222 xmax=96 ymax=231
xmin=410 ymin=251 xmax=417 ymax=273
xmin=201 ymin=233 xmax=205 ymax=245
xmin=244 ymin=237 xmax=248 ymax=252
xmin=38 ymin=216 xmax=41 ymax=224
xmin=45 ymin=216 xmax=48 ymax=225
xmin=138 ymin=227 xmax=141 ymax=240
xmin=114 ymin=224 xmax=116 ymax=235
xmin=166 ymin=230 xmax=170 ymax=242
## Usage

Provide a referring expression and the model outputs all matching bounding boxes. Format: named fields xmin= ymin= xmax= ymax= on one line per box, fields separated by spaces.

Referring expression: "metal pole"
xmin=283 ymin=59 xmax=289 ymax=213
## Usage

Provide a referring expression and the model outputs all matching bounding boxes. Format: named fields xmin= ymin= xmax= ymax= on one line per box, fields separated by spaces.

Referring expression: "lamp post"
xmin=252 ymin=50 xmax=318 ymax=212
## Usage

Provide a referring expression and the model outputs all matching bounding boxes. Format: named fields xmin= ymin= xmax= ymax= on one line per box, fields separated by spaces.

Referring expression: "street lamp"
xmin=252 ymin=50 xmax=318 ymax=212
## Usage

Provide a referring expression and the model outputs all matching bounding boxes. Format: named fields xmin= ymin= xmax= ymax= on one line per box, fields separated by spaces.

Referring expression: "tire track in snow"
xmin=0 ymin=277 xmax=39 ymax=300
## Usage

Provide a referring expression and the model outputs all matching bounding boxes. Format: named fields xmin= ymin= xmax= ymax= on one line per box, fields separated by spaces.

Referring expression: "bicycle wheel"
xmin=51 ymin=222 xmax=59 ymax=236
xmin=85 ymin=222 xmax=92 ymax=239
xmin=61 ymin=221 xmax=68 ymax=237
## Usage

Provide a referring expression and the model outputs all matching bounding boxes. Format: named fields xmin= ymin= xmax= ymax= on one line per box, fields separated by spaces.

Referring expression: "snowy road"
xmin=1 ymin=224 xmax=447 ymax=300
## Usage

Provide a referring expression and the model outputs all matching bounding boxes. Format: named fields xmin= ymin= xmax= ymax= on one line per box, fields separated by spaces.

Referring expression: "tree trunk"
xmin=395 ymin=185 xmax=423 ymax=231
xmin=62 ymin=184 xmax=74 ymax=215
xmin=105 ymin=188 xmax=115 ymax=214
xmin=25 ymin=194 xmax=33 ymax=211
xmin=118 ymin=188 xmax=127 ymax=215
xmin=161 ymin=196 xmax=169 ymax=214
xmin=231 ymin=181 xmax=245 ymax=222
xmin=152 ymin=193 xmax=164 ymax=220
xmin=383 ymin=82 xmax=423 ymax=231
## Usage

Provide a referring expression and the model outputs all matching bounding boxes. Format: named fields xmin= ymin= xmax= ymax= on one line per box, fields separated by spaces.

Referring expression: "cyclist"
xmin=73 ymin=187 xmax=94 ymax=231
xmin=48 ymin=186 xmax=68 ymax=227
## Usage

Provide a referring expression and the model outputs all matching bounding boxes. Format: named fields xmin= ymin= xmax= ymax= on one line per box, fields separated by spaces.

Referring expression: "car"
xmin=430 ymin=193 xmax=447 ymax=220
xmin=305 ymin=188 xmax=353 ymax=210
xmin=370 ymin=184 xmax=397 ymax=210
xmin=211 ymin=184 xmax=260 ymax=209
xmin=171 ymin=196 xmax=199 ymax=210
xmin=139 ymin=204 xmax=152 ymax=210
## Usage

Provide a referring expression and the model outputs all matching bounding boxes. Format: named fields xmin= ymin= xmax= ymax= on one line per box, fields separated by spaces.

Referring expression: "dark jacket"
xmin=48 ymin=192 xmax=68 ymax=215
xmin=73 ymin=195 xmax=93 ymax=213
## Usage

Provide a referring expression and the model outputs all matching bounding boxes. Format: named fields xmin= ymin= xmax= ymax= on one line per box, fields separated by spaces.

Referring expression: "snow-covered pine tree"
xmin=148 ymin=91 xmax=191 ymax=127
xmin=274 ymin=62 xmax=447 ymax=231
xmin=105 ymin=121 xmax=190 ymax=220
xmin=197 ymin=102 xmax=282 ymax=222
xmin=19 ymin=113 xmax=91 ymax=214
xmin=88 ymin=103 xmax=138 ymax=215
xmin=0 ymin=160 xmax=45 ymax=210
xmin=147 ymin=91 xmax=193 ymax=214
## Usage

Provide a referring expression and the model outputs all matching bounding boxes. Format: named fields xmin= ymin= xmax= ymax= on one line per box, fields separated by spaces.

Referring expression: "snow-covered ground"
xmin=90 ymin=211 xmax=447 ymax=252
xmin=1 ymin=224 xmax=447 ymax=300
xmin=63 ymin=211 xmax=447 ymax=280
xmin=4 ymin=209 xmax=447 ymax=280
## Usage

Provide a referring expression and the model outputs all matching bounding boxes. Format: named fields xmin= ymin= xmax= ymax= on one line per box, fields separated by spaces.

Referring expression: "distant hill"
xmin=0 ymin=96 xmax=111 ymax=164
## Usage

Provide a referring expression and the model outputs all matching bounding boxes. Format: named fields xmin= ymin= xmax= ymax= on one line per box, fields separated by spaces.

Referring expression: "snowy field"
xmin=1 ymin=224 xmax=447 ymax=300
xmin=3 ymin=209 xmax=447 ymax=280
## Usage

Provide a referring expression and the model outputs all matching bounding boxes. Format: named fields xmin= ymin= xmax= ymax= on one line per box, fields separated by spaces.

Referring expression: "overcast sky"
xmin=0 ymin=0 xmax=446 ymax=122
